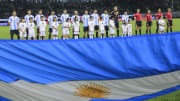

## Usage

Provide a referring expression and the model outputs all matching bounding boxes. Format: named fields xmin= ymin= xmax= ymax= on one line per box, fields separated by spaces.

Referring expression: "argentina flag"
xmin=0 ymin=32 xmax=180 ymax=101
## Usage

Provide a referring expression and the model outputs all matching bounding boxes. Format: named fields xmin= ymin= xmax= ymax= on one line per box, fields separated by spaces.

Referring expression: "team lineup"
xmin=8 ymin=6 xmax=173 ymax=40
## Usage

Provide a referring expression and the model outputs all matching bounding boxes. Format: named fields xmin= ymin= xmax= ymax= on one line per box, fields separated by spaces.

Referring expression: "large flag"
xmin=0 ymin=32 xmax=180 ymax=101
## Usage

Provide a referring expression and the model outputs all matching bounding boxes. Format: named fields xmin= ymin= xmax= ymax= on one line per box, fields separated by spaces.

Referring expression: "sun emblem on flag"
xmin=74 ymin=83 xmax=111 ymax=98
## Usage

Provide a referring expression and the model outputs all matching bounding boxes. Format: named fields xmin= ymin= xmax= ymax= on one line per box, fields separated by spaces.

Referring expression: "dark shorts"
xmin=10 ymin=30 xmax=19 ymax=35
xmin=105 ymin=26 xmax=109 ymax=31
xmin=167 ymin=20 xmax=173 ymax=26
xmin=49 ymin=28 xmax=52 ymax=33
xmin=146 ymin=21 xmax=152 ymax=27
xmin=83 ymin=26 xmax=89 ymax=32
xmin=136 ymin=21 xmax=142 ymax=27
xmin=115 ymin=22 xmax=119 ymax=28
xmin=95 ymin=25 xmax=99 ymax=30
xmin=37 ymin=28 xmax=39 ymax=34
xmin=26 ymin=28 xmax=29 ymax=35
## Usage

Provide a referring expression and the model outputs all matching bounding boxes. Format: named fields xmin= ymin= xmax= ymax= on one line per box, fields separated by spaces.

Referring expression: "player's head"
xmin=110 ymin=16 xmax=114 ymax=20
xmin=27 ymin=10 xmax=31 ymax=15
xmin=158 ymin=8 xmax=161 ymax=12
xmin=104 ymin=9 xmax=108 ymax=14
xmin=99 ymin=16 xmax=103 ymax=20
xmin=29 ymin=17 xmax=33 ymax=23
xmin=116 ymin=11 xmax=119 ymax=15
xmin=66 ymin=18 xmax=70 ymax=22
xmin=114 ymin=6 xmax=118 ymax=11
xmin=63 ymin=9 xmax=67 ymax=14
xmin=85 ymin=10 xmax=88 ymax=14
xmin=21 ymin=18 xmax=25 ymax=23
xmin=94 ymin=9 xmax=98 ymax=13
xmin=90 ymin=16 xmax=93 ymax=21
xmin=53 ymin=17 xmax=57 ymax=22
xmin=51 ymin=11 xmax=55 ymax=15
xmin=40 ymin=16 xmax=44 ymax=21
xmin=38 ymin=10 xmax=43 ymax=14
xmin=12 ymin=11 xmax=16 ymax=16
xmin=74 ymin=10 xmax=78 ymax=15
xmin=75 ymin=16 xmax=78 ymax=21
xmin=147 ymin=9 xmax=151 ymax=14
xmin=124 ymin=11 xmax=127 ymax=15
xmin=160 ymin=16 xmax=163 ymax=19
xmin=168 ymin=8 xmax=171 ymax=12
xmin=137 ymin=9 xmax=140 ymax=13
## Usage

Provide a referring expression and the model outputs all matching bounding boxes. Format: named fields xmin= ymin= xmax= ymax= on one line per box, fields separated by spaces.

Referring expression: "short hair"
xmin=40 ymin=16 xmax=44 ymax=18
xmin=66 ymin=18 xmax=69 ymax=22
xmin=29 ymin=17 xmax=33 ymax=20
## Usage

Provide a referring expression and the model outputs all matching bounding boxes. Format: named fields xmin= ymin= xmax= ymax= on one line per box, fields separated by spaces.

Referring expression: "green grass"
xmin=0 ymin=19 xmax=180 ymax=101
xmin=0 ymin=18 xmax=180 ymax=39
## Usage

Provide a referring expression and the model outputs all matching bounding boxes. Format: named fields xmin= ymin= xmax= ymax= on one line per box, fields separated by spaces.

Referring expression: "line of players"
xmin=8 ymin=6 xmax=173 ymax=40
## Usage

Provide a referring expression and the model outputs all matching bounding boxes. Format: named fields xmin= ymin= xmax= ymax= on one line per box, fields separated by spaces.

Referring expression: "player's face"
xmin=41 ymin=17 xmax=44 ymax=21
xmin=39 ymin=10 xmax=42 ymax=14
xmin=12 ymin=12 xmax=16 ymax=16
xmin=85 ymin=11 xmax=88 ymax=14
xmin=158 ymin=9 xmax=161 ymax=12
xmin=124 ymin=12 xmax=127 ymax=15
xmin=64 ymin=10 xmax=67 ymax=14
xmin=51 ymin=11 xmax=55 ymax=15
xmin=148 ymin=10 xmax=151 ymax=14
xmin=114 ymin=6 xmax=118 ymax=11
xmin=168 ymin=8 xmax=171 ymax=12
xmin=22 ymin=19 xmax=25 ymax=23
xmin=94 ymin=10 xmax=97 ymax=14
xmin=104 ymin=10 xmax=107 ymax=14
xmin=74 ymin=11 xmax=78 ymax=15
xmin=90 ymin=18 xmax=93 ymax=21
xmin=27 ymin=10 xmax=31 ymax=15
xmin=137 ymin=9 xmax=140 ymax=13
xmin=30 ymin=19 xmax=33 ymax=23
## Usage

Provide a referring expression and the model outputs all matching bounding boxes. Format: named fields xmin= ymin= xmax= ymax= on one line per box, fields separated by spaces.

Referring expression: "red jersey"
xmin=145 ymin=14 xmax=152 ymax=21
xmin=166 ymin=12 xmax=172 ymax=20
xmin=134 ymin=13 xmax=142 ymax=21
xmin=156 ymin=12 xmax=163 ymax=20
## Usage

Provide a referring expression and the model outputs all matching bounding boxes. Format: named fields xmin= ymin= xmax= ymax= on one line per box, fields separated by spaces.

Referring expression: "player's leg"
xmin=156 ymin=21 xmax=159 ymax=33
xmin=139 ymin=21 xmax=142 ymax=35
xmin=15 ymin=30 xmax=20 ymax=40
xmin=167 ymin=21 xmax=169 ymax=33
xmin=116 ymin=23 xmax=119 ymax=37
xmin=105 ymin=26 xmax=109 ymax=37
xmin=10 ymin=30 xmax=14 ymax=40
xmin=135 ymin=21 xmax=138 ymax=35
xmin=146 ymin=22 xmax=149 ymax=34
xmin=37 ymin=28 xmax=40 ymax=40
xmin=170 ymin=20 xmax=173 ymax=32
xmin=95 ymin=26 xmax=99 ymax=38
xmin=26 ymin=28 xmax=29 ymax=40
xmin=49 ymin=28 xmax=52 ymax=39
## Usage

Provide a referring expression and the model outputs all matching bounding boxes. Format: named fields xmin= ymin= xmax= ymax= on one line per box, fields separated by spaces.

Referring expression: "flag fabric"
xmin=0 ymin=32 xmax=180 ymax=101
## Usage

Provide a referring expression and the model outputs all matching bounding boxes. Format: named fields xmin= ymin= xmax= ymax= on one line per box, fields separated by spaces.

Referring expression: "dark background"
xmin=0 ymin=0 xmax=179 ymax=18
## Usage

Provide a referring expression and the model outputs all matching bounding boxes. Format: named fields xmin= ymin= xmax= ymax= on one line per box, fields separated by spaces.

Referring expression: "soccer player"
xmin=27 ymin=17 xmax=36 ymax=40
xmin=19 ymin=19 xmax=27 ymax=40
xmin=35 ymin=9 xmax=44 ymax=40
xmin=99 ymin=16 xmax=105 ymax=38
xmin=88 ymin=16 xmax=95 ymax=39
xmin=156 ymin=8 xmax=163 ymax=33
xmin=8 ymin=11 xmax=20 ymax=40
xmin=111 ymin=6 xmax=120 ymax=37
xmin=91 ymin=9 xmax=99 ymax=38
xmin=82 ymin=10 xmax=90 ymax=38
xmin=24 ymin=9 xmax=34 ymax=40
xmin=166 ymin=8 xmax=173 ymax=33
xmin=71 ymin=10 xmax=80 ymax=23
xmin=134 ymin=9 xmax=142 ymax=35
xmin=62 ymin=18 xmax=71 ymax=39
xmin=122 ymin=11 xmax=129 ymax=37
xmin=109 ymin=16 xmax=115 ymax=37
xmin=61 ymin=9 xmax=69 ymax=38
xmin=101 ymin=10 xmax=109 ymax=37
xmin=158 ymin=16 xmax=165 ymax=33
xmin=39 ymin=16 xmax=47 ymax=40
xmin=72 ymin=17 xmax=80 ymax=39
xmin=48 ymin=11 xmax=58 ymax=39
xmin=52 ymin=17 xmax=59 ymax=40
xmin=145 ymin=9 xmax=153 ymax=34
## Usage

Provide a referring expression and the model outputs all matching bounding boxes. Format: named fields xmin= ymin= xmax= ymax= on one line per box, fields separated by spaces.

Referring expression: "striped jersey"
xmin=35 ymin=14 xmax=44 ymax=28
xmin=8 ymin=16 xmax=20 ymax=30
xmin=101 ymin=13 xmax=109 ymax=26
xmin=82 ymin=14 xmax=90 ymax=27
xmin=91 ymin=13 xmax=99 ymax=25
xmin=24 ymin=15 xmax=34 ymax=24
xmin=48 ymin=15 xmax=58 ymax=28
xmin=60 ymin=13 xmax=69 ymax=27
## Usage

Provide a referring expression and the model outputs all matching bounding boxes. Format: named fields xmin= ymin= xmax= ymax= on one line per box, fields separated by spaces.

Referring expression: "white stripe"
xmin=0 ymin=71 xmax=180 ymax=101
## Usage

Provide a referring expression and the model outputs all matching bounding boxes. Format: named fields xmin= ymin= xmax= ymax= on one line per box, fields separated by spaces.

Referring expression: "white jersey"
xmin=35 ymin=14 xmax=44 ymax=28
xmin=122 ymin=15 xmax=129 ymax=24
xmin=71 ymin=15 xmax=80 ymax=22
xmin=48 ymin=15 xmax=58 ymax=28
xmin=82 ymin=14 xmax=90 ymax=27
xmin=63 ymin=22 xmax=71 ymax=35
xmin=101 ymin=13 xmax=109 ymax=26
xmin=19 ymin=22 xmax=27 ymax=32
xmin=73 ymin=21 xmax=80 ymax=33
xmin=52 ymin=21 xmax=59 ymax=35
xmin=91 ymin=13 xmax=99 ymax=25
xmin=28 ymin=22 xmax=35 ymax=37
xmin=109 ymin=20 xmax=115 ymax=34
xmin=121 ymin=24 xmax=128 ymax=35
xmin=158 ymin=19 xmax=165 ymax=32
xmin=39 ymin=21 xmax=47 ymax=32
xmin=88 ymin=20 xmax=95 ymax=35
xmin=127 ymin=24 xmax=132 ymax=36
xmin=61 ymin=13 xmax=69 ymax=27
xmin=25 ymin=15 xmax=34 ymax=24
xmin=99 ymin=21 xmax=105 ymax=34
xmin=8 ymin=16 xmax=20 ymax=30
